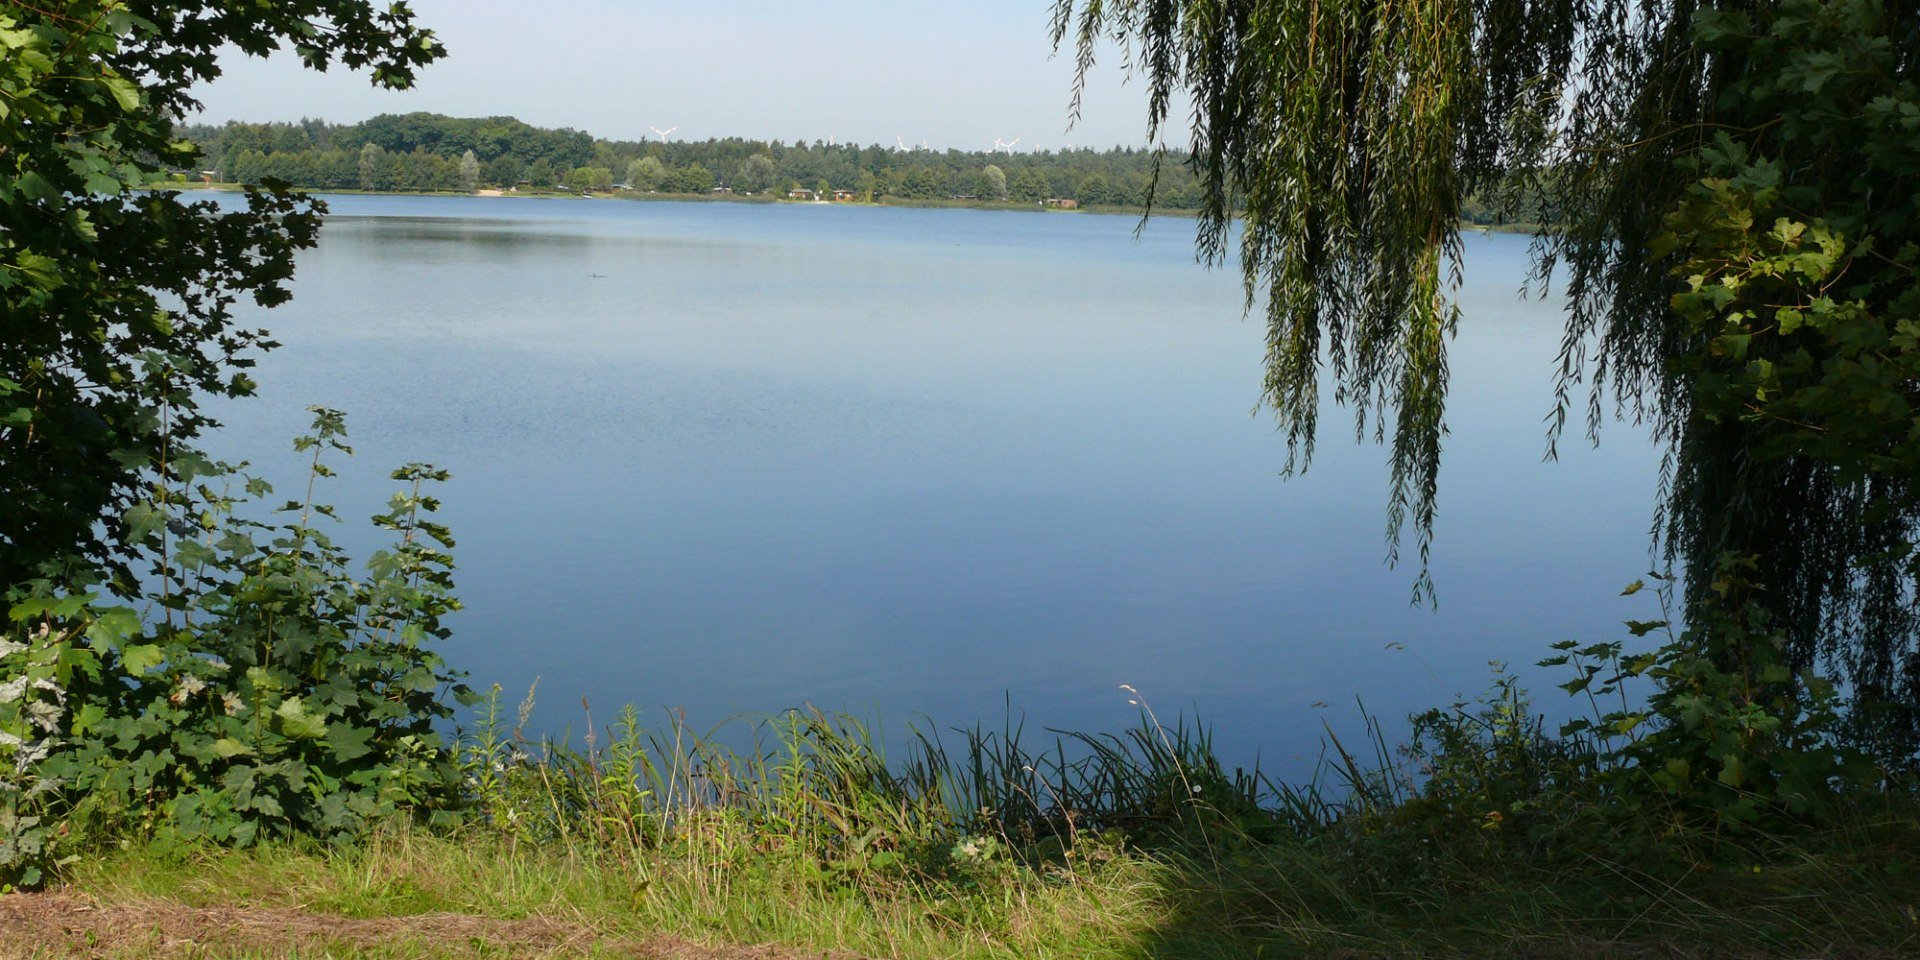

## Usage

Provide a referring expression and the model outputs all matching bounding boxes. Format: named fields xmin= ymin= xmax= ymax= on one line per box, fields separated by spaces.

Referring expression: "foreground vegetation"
xmin=2 ymin=412 xmax=1914 ymax=957
xmin=40 ymin=822 xmax=1920 ymax=958
xmin=12 ymin=684 xmax=1920 ymax=958
xmin=0 ymin=423 xmax=1906 ymax=955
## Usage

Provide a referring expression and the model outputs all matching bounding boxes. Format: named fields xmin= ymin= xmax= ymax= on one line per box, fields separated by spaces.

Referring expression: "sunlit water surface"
xmin=201 ymin=193 xmax=1660 ymax=772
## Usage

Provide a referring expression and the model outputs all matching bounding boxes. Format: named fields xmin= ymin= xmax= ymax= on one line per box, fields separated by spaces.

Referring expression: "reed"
xmin=454 ymin=682 xmax=1308 ymax=867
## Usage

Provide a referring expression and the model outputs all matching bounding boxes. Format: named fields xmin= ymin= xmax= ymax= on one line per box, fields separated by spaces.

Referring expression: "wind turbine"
xmin=895 ymin=134 xmax=907 ymax=152
xmin=995 ymin=137 xmax=1021 ymax=154
xmin=648 ymin=125 xmax=678 ymax=142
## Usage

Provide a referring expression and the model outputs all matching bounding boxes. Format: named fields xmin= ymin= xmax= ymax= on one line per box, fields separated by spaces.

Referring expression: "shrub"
xmin=0 ymin=409 xmax=470 ymax=885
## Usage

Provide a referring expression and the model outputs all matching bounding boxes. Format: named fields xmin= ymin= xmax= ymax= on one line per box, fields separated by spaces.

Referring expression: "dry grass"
xmin=0 ymin=891 xmax=864 ymax=960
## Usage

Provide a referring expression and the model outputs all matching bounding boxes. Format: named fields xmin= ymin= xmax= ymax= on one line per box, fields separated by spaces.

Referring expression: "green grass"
xmin=60 ymin=829 xmax=1166 ymax=958
xmin=42 ymin=809 xmax=1919 ymax=959
xmin=27 ymin=687 xmax=1920 ymax=959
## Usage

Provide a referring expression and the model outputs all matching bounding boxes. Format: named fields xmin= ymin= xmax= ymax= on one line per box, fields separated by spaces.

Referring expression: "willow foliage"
xmin=1057 ymin=0 xmax=1920 ymax=736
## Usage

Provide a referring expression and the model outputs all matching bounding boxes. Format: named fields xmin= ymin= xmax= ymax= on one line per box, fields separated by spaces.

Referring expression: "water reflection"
xmin=202 ymin=194 xmax=1661 ymax=773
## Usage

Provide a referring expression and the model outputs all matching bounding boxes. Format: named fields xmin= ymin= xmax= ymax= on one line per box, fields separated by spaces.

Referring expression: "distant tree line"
xmin=175 ymin=112 xmax=1207 ymax=207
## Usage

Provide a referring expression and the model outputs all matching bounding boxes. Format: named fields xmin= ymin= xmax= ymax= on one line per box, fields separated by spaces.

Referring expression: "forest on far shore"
xmin=175 ymin=111 xmax=1519 ymax=223
xmin=178 ymin=112 xmax=1201 ymax=207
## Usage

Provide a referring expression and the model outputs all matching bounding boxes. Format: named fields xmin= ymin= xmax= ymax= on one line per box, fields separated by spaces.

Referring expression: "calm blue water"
xmin=202 ymin=193 xmax=1662 ymax=770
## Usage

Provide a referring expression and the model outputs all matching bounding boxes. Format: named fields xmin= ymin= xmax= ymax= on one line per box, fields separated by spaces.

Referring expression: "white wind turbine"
xmin=648 ymin=125 xmax=678 ymax=142
xmin=993 ymin=137 xmax=1021 ymax=154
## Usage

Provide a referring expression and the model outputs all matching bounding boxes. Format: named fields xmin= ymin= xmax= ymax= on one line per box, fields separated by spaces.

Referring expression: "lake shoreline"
xmin=152 ymin=182 xmax=1540 ymax=231
xmin=154 ymin=180 xmax=1185 ymax=217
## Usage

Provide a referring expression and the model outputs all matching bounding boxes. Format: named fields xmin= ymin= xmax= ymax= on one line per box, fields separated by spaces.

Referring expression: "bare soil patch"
xmin=0 ymin=892 xmax=856 ymax=959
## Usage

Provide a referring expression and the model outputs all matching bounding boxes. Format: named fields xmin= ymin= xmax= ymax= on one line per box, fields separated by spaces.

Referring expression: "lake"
xmin=202 ymin=193 xmax=1661 ymax=772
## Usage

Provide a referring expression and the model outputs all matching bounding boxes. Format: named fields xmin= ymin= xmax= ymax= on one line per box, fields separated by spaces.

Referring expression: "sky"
xmin=188 ymin=0 xmax=1185 ymax=152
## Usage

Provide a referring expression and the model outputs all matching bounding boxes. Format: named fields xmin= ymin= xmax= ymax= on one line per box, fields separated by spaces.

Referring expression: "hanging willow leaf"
xmin=1056 ymin=0 xmax=1920 ymax=746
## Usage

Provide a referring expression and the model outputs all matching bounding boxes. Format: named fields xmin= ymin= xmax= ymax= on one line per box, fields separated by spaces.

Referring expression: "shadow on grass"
xmin=1118 ymin=812 xmax=1920 ymax=959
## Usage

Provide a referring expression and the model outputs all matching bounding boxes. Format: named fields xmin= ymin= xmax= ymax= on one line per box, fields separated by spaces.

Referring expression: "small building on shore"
xmin=1043 ymin=198 xmax=1079 ymax=209
xmin=788 ymin=188 xmax=818 ymax=201
xmin=832 ymin=189 xmax=857 ymax=201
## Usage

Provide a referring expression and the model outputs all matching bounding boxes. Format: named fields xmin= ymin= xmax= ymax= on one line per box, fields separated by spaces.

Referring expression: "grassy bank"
xmin=11 ymin=687 xmax=1919 ymax=959
xmin=2 ymin=386 xmax=1904 ymax=960
xmin=21 ymin=812 xmax=1912 ymax=960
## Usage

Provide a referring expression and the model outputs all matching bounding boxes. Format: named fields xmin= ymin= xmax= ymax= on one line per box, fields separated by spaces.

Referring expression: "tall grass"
xmin=456 ymin=682 xmax=1300 ymax=866
xmin=444 ymin=676 xmax=1920 ymax=945
xmin=46 ymin=675 xmax=1920 ymax=958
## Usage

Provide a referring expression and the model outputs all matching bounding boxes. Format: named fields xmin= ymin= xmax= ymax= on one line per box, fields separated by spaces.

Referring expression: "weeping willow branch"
xmin=1056 ymin=0 xmax=1920 ymax=749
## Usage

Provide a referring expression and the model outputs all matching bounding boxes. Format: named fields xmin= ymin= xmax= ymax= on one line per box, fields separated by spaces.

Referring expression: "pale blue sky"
xmin=188 ymin=0 xmax=1184 ymax=151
